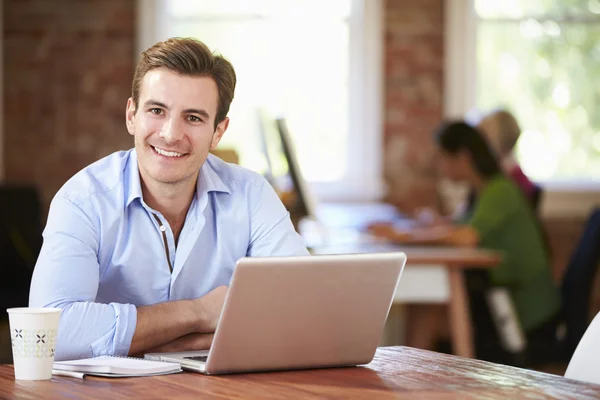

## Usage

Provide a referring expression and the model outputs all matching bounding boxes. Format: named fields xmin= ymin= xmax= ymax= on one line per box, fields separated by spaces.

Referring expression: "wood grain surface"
xmin=311 ymin=244 xmax=502 ymax=268
xmin=1 ymin=346 xmax=598 ymax=399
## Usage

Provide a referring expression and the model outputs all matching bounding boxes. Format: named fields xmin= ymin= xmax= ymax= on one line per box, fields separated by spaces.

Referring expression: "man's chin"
xmin=147 ymin=172 xmax=191 ymax=186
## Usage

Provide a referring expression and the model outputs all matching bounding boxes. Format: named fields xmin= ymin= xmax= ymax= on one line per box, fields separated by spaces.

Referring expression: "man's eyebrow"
xmin=143 ymin=100 xmax=169 ymax=109
xmin=183 ymin=108 xmax=210 ymax=119
xmin=142 ymin=100 xmax=211 ymax=120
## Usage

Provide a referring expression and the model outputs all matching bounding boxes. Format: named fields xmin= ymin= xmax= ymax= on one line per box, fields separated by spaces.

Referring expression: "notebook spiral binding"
xmin=109 ymin=355 xmax=174 ymax=363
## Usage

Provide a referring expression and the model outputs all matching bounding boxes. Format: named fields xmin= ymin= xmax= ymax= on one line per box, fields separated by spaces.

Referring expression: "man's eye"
xmin=150 ymin=108 xmax=163 ymax=115
xmin=188 ymin=115 xmax=201 ymax=123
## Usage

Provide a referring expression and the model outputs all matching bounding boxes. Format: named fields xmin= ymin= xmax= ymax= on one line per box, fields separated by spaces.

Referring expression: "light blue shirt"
xmin=30 ymin=149 xmax=309 ymax=360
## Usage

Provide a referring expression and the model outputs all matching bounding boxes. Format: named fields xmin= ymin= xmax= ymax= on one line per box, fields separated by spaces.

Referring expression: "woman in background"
xmin=476 ymin=108 xmax=536 ymax=203
xmin=416 ymin=108 xmax=537 ymax=226
xmin=370 ymin=121 xmax=560 ymax=362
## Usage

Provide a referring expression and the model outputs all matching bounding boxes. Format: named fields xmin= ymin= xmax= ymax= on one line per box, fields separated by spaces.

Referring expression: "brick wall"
xmin=383 ymin=0 xmax=444 ymax=213
xmin=4 ymin=0 xmax=135 ymax=210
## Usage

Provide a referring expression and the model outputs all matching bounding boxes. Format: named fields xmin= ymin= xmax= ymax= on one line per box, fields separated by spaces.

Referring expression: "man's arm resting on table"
xmin=128 ymin=285 xmax=227 ymax=356
xmin=32 ymin=196 xmax=228 ymax=359
xmin=134 ymin=333 xmax=214 ymax=356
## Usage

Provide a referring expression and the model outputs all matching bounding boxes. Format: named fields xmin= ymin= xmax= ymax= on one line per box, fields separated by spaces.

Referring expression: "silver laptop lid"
xmin=205 ymin=252 xmax=406 ymax=374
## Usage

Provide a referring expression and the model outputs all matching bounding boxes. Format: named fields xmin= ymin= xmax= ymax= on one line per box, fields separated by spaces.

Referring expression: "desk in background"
xmin=1 ymin=347 xmax=598 ymax=399
xmin=310 ymin=242 xmax=501 ymax=359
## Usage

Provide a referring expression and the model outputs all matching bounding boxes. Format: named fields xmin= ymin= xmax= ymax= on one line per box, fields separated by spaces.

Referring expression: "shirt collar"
xmin=125 ymin=149 xmax=143 ymax=207
xmin=125 ymin=150 xmax=230 ymax=208
xmin=196 ymin=154 xmax=231 ymax=198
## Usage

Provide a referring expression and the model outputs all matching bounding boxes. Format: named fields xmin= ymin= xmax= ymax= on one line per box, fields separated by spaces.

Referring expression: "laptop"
xmin=145 ymin=253 xmax=406 ymax=375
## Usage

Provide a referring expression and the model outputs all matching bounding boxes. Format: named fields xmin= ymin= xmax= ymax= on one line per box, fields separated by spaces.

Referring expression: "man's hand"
xmin=194 ymin=285 xmax=228 ymax=333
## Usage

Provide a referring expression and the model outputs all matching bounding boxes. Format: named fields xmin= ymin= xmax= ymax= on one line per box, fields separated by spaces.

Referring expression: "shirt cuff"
xmin=111 ymin=302 xmax=137 ymax=356
xmin=90 ymin=302 xmax=137 ymax=357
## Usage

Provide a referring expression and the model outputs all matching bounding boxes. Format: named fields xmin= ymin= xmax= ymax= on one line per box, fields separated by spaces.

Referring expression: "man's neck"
xmin=140 ymin=175 xmax=197 ymax=243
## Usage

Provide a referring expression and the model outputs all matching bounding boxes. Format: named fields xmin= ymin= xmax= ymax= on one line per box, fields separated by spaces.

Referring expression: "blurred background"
xmin=2 ymin=0 xmax=600 ymax=371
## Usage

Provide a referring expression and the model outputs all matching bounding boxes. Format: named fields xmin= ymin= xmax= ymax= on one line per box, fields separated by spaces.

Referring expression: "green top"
xmin=466 ymin=175 xmax=561 ymax=332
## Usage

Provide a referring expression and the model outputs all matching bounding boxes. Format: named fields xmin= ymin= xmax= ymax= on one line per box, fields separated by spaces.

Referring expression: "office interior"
xmin=2 ymin=0 xmax=600 ymax=378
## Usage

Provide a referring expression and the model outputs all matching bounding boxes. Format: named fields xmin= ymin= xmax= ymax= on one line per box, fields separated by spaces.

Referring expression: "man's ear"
xmin=126 ymin=98 xmax=136 ymax=136
xmin=210 ymin=117 xmax=230 ymax=150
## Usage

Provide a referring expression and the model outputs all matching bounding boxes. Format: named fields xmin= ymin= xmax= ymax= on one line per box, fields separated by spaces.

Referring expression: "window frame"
xmin=444 ymin=0 xmax=600 ymax=218
xmin=137 ymin=0 xmax=384 ymax=203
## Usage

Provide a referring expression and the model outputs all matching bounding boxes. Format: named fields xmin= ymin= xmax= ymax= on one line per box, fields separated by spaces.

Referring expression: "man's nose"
xmin=159 ymin=117 xmax=184 ymax=143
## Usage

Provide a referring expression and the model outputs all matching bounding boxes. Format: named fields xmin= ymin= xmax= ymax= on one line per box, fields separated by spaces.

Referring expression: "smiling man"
xmin=29 ymin=38 xmax=309 ymax=361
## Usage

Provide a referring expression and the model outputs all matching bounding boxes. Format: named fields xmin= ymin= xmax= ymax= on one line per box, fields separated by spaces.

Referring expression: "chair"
xmin=465 ymin=183 xmax=548 ymax=366
xmin=476 ymin=207 xmax=600 ymax=367
xmin=558 ymin=208 xmax=600 ymax=358
xmin=531 ymin=183 xmax=543 ymax=212
xmin=523 ymin=207 xmax=600 ymax=366
xmin=530 ymin=183 xmax=553 ymax=259
xmin=0 ymin=185 xmax=43 ymax=311
xmin=564 ymin=311 xmax=600 ymax=385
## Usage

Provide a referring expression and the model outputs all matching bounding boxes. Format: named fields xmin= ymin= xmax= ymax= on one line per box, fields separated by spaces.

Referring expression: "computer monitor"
xmin=256 ymin=111 xmax=317 ymax=221
xmin=275 ymin=118 xmax=317 ymax=220
xmin=257 ymin=112 xmax=401 ymax=239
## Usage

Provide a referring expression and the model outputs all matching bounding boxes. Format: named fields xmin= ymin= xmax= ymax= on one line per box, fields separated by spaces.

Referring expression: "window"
xmin=140 ymin=0 xmax=383 ymax=201
xmin=475 ymin=0 xmax=600 ymax=182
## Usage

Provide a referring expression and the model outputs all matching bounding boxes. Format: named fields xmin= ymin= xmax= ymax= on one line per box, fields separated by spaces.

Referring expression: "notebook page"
xmin=53 ymin=355 xmax=181 ymax=376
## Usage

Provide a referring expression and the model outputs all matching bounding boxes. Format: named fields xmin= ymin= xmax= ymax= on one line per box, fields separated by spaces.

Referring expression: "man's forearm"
xmin=129 ymin=299 xmax=200 ymax=355
xmin=134 ymin=333 xmax=214 ymax=356
xmin=128 ymin=286 xmax=227 ymax=356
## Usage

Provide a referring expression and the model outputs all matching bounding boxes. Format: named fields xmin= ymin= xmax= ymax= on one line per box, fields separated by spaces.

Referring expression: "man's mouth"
xmin=152 ymin=145 xmax=185 ymax=158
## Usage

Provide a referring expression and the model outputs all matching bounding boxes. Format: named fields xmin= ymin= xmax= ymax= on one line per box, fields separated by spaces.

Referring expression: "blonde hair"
xmin=476 ymin=109 xmax=521 ymax=156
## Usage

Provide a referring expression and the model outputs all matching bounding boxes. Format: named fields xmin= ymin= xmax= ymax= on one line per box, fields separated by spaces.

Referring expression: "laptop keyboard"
xmin=183 ymin=355 xmax=208 ymax=362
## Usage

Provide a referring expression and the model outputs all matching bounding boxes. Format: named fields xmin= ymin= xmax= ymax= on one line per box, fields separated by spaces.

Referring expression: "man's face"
xmin=126 ymin=67 xmax=228 ymax=187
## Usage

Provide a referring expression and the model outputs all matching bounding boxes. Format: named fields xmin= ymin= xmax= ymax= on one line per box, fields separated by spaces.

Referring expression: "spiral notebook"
xmin=53 ymin=355 xmax=182 ymax=377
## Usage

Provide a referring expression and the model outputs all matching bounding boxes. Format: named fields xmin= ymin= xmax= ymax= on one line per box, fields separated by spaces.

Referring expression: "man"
xmin=30 ymin=38 xmax=309 ymax=361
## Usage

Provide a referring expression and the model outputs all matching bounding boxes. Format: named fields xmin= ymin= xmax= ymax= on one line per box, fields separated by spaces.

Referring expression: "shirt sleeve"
xmin=467 ymin=179 xmax=518 ymax=285
xmin=246 ymin=179 xmax=310 ymax=257
xmin=29 ymin=195 xmax=137 ymax=361
xmin=468 ymin=180 xmax=518 ymax=239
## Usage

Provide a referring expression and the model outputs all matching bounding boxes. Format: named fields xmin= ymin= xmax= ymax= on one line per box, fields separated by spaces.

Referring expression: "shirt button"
xmin=160 ymin=225 xmax=166 ymax=232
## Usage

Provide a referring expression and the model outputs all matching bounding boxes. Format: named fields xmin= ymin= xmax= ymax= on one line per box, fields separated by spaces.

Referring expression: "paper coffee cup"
xmin=7 ymin=308 xmax=61 ymax=380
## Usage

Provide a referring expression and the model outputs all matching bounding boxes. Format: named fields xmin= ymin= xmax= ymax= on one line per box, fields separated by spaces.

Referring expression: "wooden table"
xmin=2 ymin=347 xmax=598 ymax=399
xmin=311 ymin=243 xmax=502 ymax=359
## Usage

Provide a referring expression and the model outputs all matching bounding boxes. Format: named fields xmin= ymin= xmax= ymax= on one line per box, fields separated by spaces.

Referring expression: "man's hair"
xmin=132 ymin=37 xmax=236 ymax=131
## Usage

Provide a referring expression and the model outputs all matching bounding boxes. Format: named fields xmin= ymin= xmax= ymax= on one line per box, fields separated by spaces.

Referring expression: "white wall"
xmin=443 ymin=0 xmax=476 ymax=120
